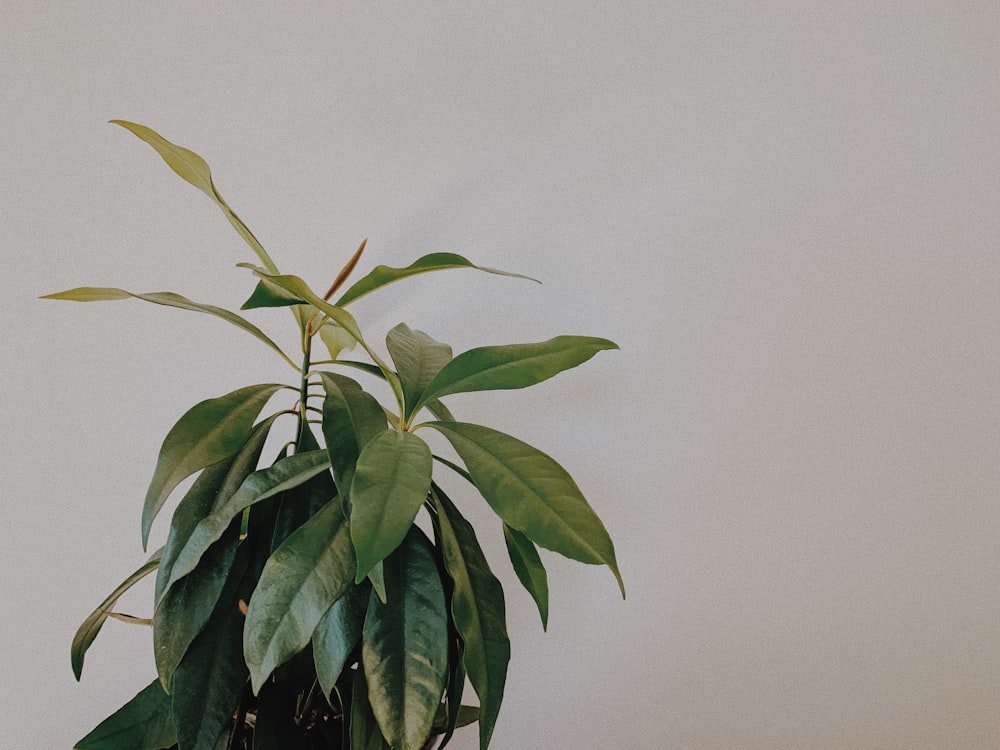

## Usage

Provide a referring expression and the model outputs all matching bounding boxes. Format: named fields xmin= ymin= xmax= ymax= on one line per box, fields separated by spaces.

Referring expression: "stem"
xmin=294 ymin=333 xmax=313 ymax=453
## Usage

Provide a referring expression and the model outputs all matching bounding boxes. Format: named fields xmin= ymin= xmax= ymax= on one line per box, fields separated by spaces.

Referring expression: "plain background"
xmin=3 ymin=3 xmax=1000 ymax=748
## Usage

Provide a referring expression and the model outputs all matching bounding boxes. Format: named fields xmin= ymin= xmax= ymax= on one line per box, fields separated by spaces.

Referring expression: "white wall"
xmin=3 ymin=3 xmax=999 ymax=747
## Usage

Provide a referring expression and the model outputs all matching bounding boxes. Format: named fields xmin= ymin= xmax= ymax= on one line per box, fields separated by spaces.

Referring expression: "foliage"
xmin=48 ymin=122 xmax=622 ymax=750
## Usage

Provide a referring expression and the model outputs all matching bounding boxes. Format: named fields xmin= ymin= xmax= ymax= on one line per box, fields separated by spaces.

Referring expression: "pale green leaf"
xmin=503 ymin=524 xmax=549 ymax=631
xmin=349 ymin=429 xmax=433 ymax=582
xmin=426 ymin=421 xmax=625 ymax=597
xmin=74 ymin=679 xmax=176 ymax=750
xmin=386 ymin=323 xmax=453 ymax=421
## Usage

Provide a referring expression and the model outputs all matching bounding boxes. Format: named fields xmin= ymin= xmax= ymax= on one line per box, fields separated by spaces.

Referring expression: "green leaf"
xmin=160 ymin=450 xmax=331 ymax=596
xmin=71 ymin=553 xmax=161 ymax=680
xmin=437 ymin=633 xmax=466 ymax=749
xmin=334 ymin=253 xmax=539 ymax=307
xmin=318 ymin=372 xmax=387 ymax=499
xmin=349 ymin=429 xmax=433 ymax=582
xmin=386 ymin=323 xmax=453 ymax=422
xmin=313 ymin=582 xmax=369 ymax=701
xmin=74 ymin=679 xmax=176 ymax=750
xmin=244 ymin=497 xmax=356 ymax=693
xmin=426 ymin=421 xmax=625 ymax=597
xmin=141 ymin=384 xmax=286 ymax=549
xmin=413 ymin=336 xmax=618 ymax=415
xmin=268 ymin=424 xmax=336 ymax=553
xmin=110 ymin=120 xmax=280 ymax=274
xmin=171 ymin=562 xmax=248 ymax=750
xmin=502 ymin=524 xmax=549 ymax=631
xmin=362 ymin=528 xmax=449 ymax=750
xmin=241 ymin=279 xmax=305 ymax=309
xmin=432 ymin=487 xmax=510 ymax=750
xmin=351 ymin=667 xmax=390 ymax=750
xmin=40 ymin=288 xmax=296 ymax=370
xmin=317 ymin=319 xmax=358 ymax=361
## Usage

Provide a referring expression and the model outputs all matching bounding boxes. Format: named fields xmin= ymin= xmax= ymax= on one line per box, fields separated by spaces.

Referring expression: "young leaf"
xmin=363 ymin=528 xmax=449 ymax=750
xmin=385 ymin=323 xmax=453 ymax=422
xmin=141 ymin=383 xmax=286 ymax=548
xmin=349 ymin=429 xmax=433 ymax=582
xmin=313 ymin=582 xmax=369 ymax=700
xmin=319 ymin=372 xmax=387 ymax=499
xmin=160 ymin=450 xmax=331 ymax=595
xmin=503 ymin=524 xmax=549 ymax=631
xmin=426 ymin=421 xmax=625 ymax=597
xmin=432 ymin=487 xmax=510 ymax=750
xmin=110 ymin=120 xmax=280 ymax=274
xmin=71 ymin=552 xmax=161 ymax=681
xmin=241 ymin=279 xmax=306 ymax=309
xmin=74 ymin=679 xmax=176 ymax=750
xmin=334 ymin=253 xmax=539 ymax=307
xmin=412 ymin=336 xmax=618 ymax=414
xmin=244 ymin=497 xmax=355 ymax=693
xmin=41 ymin=288 xmax=297 ymax=370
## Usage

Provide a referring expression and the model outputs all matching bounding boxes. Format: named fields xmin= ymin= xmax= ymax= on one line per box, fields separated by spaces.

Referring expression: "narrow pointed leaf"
xmin=433 ymin=488 xmax=510 ymax=750
xmin=141 ymin=384 xmax=285 ymax=548
xmin=414 ymin=336 xmax=618 ymax=414
xmin=74 ymin=679 xmax=176 ymax=750
xmin=363 ymin=528 xmax=449 ymax=750
xmin=71 ymin=553 xmax=161 ymax=680
xmin=386 ymin=323 xmax=453 ymax=421
xmin=161 ymin=450 xmax=330 ymax=595
xmin=241 ymin=279 xmax=305 ymax=309
xmin=426 ymin=422 xmax=624 ymax=597
xmin=110 ymin=120 xmax=280 ymax=273
xmin=268 ymin=424 xmax=336 ymax=553
xmin=335 ymin=253 xmax=539 ymax=308
xmin=318 ymin=372 xmax=387 ymax=498
xmin=41 ymin=288 xmax=295 ymax=370
xmin=244 ymin=497 xmax=355 ymax=693
xmin=503 ymin=524 xmax=549 ymax=630
xmin=313 ymin=582 xmax=369 ymax=700
xmin=349 ymin=429 xmax=433 ymax=582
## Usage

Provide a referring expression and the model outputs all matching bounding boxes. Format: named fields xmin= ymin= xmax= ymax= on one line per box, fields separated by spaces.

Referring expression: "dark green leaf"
xmin=503 ymin=524 xmax=549 ymax=631
xmin=349 ymin=429 xmax=433 ymax=582
xmin=74 ymin=679 xmax=176 ymax=750
xmin=334 ymin=253 xmax=538 ymax=308
xmin=141 ymin=384 xmax=286 ymax=548
xmin=432 ymin=488 xmax=509 ymax=750
xmin=160 ymin=451 xmax=330 ymax=596
xmin=71 ymin=553 xmax=161 ymax=680
xmin=40 ymin=288 xmax=296 ymax=370
xmin=413 ymin=336 xmax=618 ymax=415
xmin=268 ymin=425 xmax=336 ymax=552
xmin=437 ymin=633 xmax=466 ymax=749
xmin=318 ymin=372 xmax=387 ymax=499
xmin=244 ymin=497 xmax=355 ymax=693
xmin=386 ymin=323 xmax=453 ymax=422
xmin=351 ymin=667 xmax=390 ymax=750
xmin=362 ymin=528 xmax=449 ymax=750
xmin=426 ymin=422 xmax=625 ymax=597
xmin=313 ymin=582 xmax=368 ymax=701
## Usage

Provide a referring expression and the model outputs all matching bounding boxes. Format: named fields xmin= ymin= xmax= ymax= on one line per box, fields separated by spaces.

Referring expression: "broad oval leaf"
xmin=160 ymin=450 xmax=330 ymax=596
xmin=334 ymin=253 xmax=539 ymax=308
xmin=502 ymin=524 xmax=549 ymax=631
xmin=413 ymin=336 xmax=618 ymax=415
xmin=71 ymin=552 xmax=161 ymax=680
xmin=313 ymin=582 xmax=369 ymax=700
xmin=426 ymin=421 xmax=625 ymax=597
xmin=386 ymin=323 xmax=453 ymax=422
xmin=349 ymin=429 xmax=433 ymax=582
xmin=40 ymin=288 xmax=296 ymax=370
xmin=319 ymin=372 xmax=387 ymax=498
xmin=244 ymin=497 xmax=355 ymax=693
xmin=363 ymin=528 xmax=449 ymax=750
xmin=74 ymin=679 xmax=176 ymax=750
xmin=432 ymin=487 xmax=510 ymax=750
xmin=141 ymin=383 xmax=286 ymax=548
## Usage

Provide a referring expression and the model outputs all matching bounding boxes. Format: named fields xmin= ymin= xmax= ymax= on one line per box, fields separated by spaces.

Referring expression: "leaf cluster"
xmin=49 ymin=123 xmax=622 ymax=750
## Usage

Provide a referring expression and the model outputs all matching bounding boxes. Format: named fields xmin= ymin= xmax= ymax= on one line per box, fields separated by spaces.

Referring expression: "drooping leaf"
xmin=71 ymin=552 xmax=161 ymax=681
xmin=350 ymin=667 xmax=390 ymax=750
xmin=334 ymin=253 xmax=539 ymax=308
xmin=110 ymin=120 xmax=280 ymax=274
xmin=141 ymin=383 xmax=286 ymax=548
xmin=313 ymin=582 xmax=369 ymax=700
xmin=502 ymin=524 xmax=549 ymax=631
xmin=386 ymin=323 xmax=453 ymax=421
xmin=432 ymin=487 xmax=510 ymax=750
xmin=349 ymin=429 xmax=433 ymax=582
xmin=159 ymin=450 xmax=330 ymax=596
xmin=362 ymin=528 xmax=449 ymax=750
xmin=318 ymin=372 xmax=387 ymax=498
xmin=268 ymin=425 xmax=337 ymax=553
xmin=74 ymin=679 xmax=176 ymax=750
xmin=244 ymin=497 xmax=355 ymax=693
xmin=40 ymin=288 xmax=296 ymax=370
xmin=413 ymin=336 xmax=618 ymax=415
xmin=426 ymin=421 xmax=625 ymax=597
xmin=437 ymin=632 xmax=466 ymax=749
xmin=241 ymin=279 xmax=305 ymax=309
